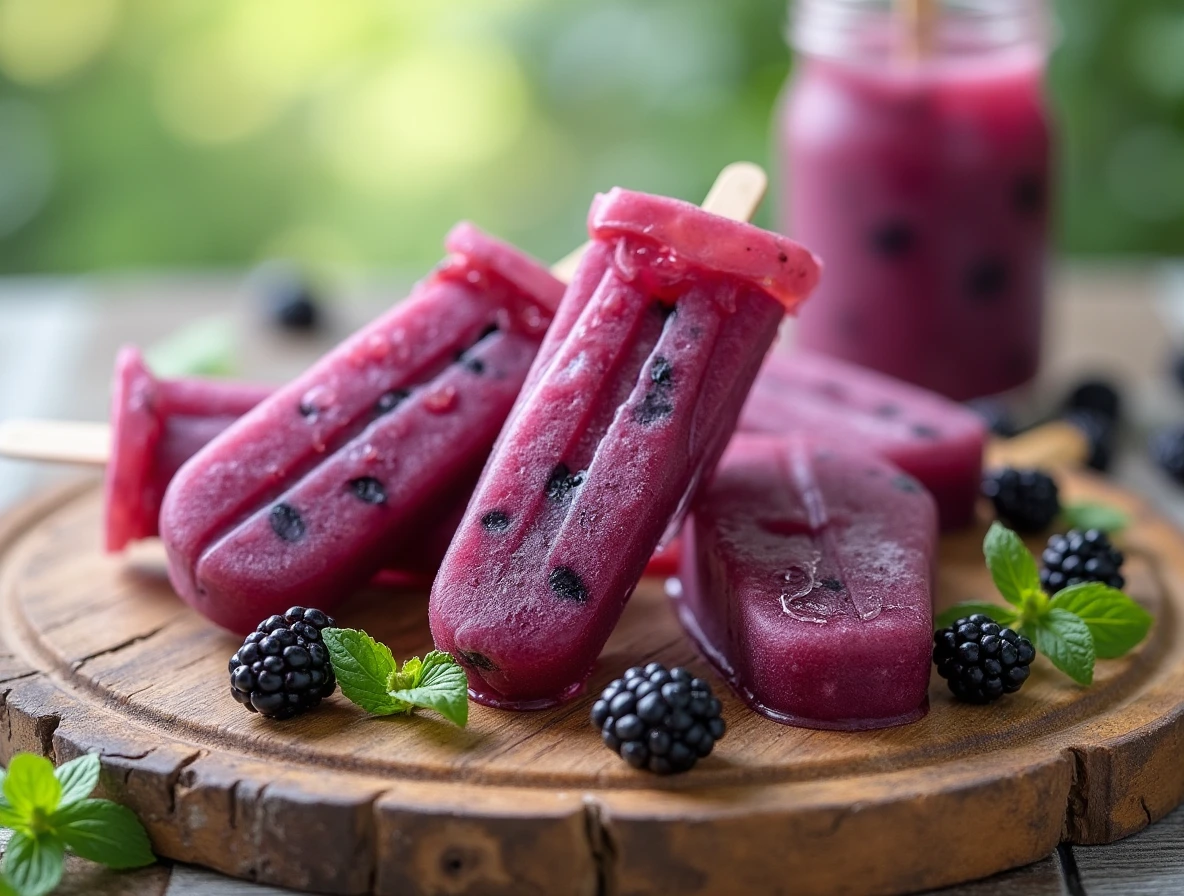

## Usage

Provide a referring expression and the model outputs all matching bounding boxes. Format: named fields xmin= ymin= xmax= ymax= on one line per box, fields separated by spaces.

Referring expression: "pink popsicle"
xmin=160 ymin=224 xmax=565 ymax=633
xmin=106 ymin=346 xmax=271 ymax=552
xmin=430 ymin=188 xmax=822 ymax=710
xmin=739 ymin=351 xmax=986 ymax=528
xmin=675 ymin=434 xmax=937 ymax=730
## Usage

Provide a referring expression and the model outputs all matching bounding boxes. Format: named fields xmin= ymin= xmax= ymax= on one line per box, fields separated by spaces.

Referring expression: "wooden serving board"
xmin=0 ymin=474 xmax=1182 ymax=896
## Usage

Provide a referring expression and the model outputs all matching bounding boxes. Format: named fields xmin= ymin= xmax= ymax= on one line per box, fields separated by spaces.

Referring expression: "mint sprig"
xmin=0 ymin=753 xmax=154 ymax=895
xmin=940 ymin=522 xmax=1152 ymax=686
xmin=1061 ymin=501 xmax=1130 ymax=535
xmin=322 ymin=628 xmax=469 ymax=727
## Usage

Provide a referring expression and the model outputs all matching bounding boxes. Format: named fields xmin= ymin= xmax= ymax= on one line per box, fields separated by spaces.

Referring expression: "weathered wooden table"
xmin=1 ymin=263 xmax=1183 ymax=894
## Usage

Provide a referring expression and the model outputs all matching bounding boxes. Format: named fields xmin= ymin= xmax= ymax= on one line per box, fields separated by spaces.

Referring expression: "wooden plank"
xmin=1074 ymin=803 xmax=1184 ymax=894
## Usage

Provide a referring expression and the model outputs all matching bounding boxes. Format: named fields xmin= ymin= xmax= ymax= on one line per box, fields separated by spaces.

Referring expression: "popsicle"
xmin=160 ymin=223 xmax=566 ymax=633
xmin=739 ymin=351 xmax=986 ymax=528
xmin=429 ymin=185 xmax=823 ymax=710
xmin=675 ymin=434 xmax=937 ymax=730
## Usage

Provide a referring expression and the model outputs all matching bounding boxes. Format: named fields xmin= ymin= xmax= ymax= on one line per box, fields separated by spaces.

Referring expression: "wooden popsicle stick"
xmin=985 ymin=420 xmax=1091 ymax=471
xmin=0 ymin=419 xmax=110 ymax=466
xmin=3 ymin=163 xmax=770 ymax=469
xmin=898 ymin=0 xmax=936 ymax=61
xmin=548 ymin=162 xmax=769 ymax=284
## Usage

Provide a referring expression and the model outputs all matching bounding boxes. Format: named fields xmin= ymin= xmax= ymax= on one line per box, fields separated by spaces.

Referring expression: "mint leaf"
xmin=387 ymin=651 xmax=469 ymax=727
xmin=145 ymin=316 xmax=237 ymax=378
xmin=2 ymin=832 xmax=63 ymax=896
xmin=322 ymin=628 xmax=407 ymax=716
xmin=0 ymin=873 xmax=18 ymax=896
xmin=54 ymin=754 xmax=100 ymax=809
xmin=0 ymin=800 xmax=26 ymax=833
xmin=1027 ymin=608 xmax=1095 ymax=685
xmin=984 ymin=522 xmax=1041 ymax=606
xmin=1050 ymin=584 xmax=1153 ymax=659
xmin=1061 ymin=502 xmax=1130 ymax=534
xmin=51 ymin=799 xmax=154 ymax=869
xmin=935 ymin=602 xmax=1019 ymax=630
xmin=3 ymin=755 xmax=60 ymax=819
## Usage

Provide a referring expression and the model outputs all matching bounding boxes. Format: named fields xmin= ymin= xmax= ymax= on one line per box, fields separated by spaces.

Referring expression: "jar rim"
xmin=789 ymin=0 xmax=1054 ymax=62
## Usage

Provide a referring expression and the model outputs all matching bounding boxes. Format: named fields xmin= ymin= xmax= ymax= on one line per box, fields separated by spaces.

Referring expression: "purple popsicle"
xmin=430 ymin=188 xmax=822 ymax=710
xmin=106 ymin=346 xmax=272 ymax=552
xmin=160 ymin=224 xmax=564 ymax=634
xmin=739 ymin=351 xmax=986 ymax=529
xmin=675 ymin=434 xmax=937 ymax=730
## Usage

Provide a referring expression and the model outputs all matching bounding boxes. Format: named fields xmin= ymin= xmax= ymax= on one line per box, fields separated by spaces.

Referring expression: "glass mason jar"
xmin=779 ymin=0 xmax=1053 ymax=400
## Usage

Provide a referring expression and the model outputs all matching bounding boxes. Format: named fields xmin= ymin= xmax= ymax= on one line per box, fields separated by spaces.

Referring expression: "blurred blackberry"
xmin=981 ymin=467 xmax=1060 ymax=532
xmin=1171 ymin=351 xmax=1184 ymax=391
xmin=934 ymin=613 xmax=1035 ymax=704
xmin=229 ymin=607 xmax=337 ymax=720
xmin=590 ymin=663 xmax=726 ymax=775
xmin=1040 ymin=529 xmax=1125 ymax=595
xmin=1150 ymin=426 xmax=1184 ymax=484
xmin=1063 ymin=409 xmax=1116 ymax=473
xmin=254 ymin=262 xmax=324 ymax=332
xmin=1063 ymin=378 xmax=1122 ymax=424
xmin=966 ymin=399 xmax=1020 ymax=438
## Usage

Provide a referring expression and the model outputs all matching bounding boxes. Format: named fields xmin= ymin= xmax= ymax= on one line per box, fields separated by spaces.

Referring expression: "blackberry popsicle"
xmin=429 ymin=181 xmax=823 ymax=709
xmin=674 ymin=434 xmax=938 ymax=730
xmin=159 ymin=223 xmax=565 ymax=633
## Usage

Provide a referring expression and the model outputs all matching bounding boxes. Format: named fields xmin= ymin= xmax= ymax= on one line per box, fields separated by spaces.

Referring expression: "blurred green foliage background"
xmin=0 ymin=0 xmax=1177 ymax=276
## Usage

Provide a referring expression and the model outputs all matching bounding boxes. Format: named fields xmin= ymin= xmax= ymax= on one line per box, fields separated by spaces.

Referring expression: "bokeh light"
xmin=0 ymin=0 xmax=121 ymax=86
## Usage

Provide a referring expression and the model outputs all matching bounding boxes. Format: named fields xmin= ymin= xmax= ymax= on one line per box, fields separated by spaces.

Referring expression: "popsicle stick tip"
xmin=0 ymin=419 xmax=111 ymax=466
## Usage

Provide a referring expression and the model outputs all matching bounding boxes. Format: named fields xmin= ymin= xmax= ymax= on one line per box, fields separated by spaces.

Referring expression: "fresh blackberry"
xmin=1150 ymin=426 xmax=1184 ymax=484
xmin=1040 ymin=529 xmax=1125 ymax=594
xmin=981 ymin=467 xmax=1060 ymax=532
xmin=933 ymin=613 xmax=1035 ymax=704
xmin=1063 ymin=378 xmax=1121 ymax=424
xmin=254 ymin=262 xmax=323 ymax=332
xmin=1063 ymin=409 xmax=1115 ymax=473
xmin=229 ymin=606 xmax=337 ymax=720
xmin=590 ymin=662 xmax=726 ymax=775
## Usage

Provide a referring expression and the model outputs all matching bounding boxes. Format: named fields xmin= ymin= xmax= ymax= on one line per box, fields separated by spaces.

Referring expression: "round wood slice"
xmin=0 ymin=475 xmax=1182 ymax=896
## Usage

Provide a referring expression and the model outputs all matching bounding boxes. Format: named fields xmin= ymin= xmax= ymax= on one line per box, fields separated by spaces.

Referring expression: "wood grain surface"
xmin=0 ymin=471 xmax=1181 ymax=896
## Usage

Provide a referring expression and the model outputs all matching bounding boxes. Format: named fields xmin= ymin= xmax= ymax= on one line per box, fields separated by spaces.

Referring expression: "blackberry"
xmin=1150 ymin=426 xmax=1184 ymax=484
xmin=933 ymin=613 xmax=1035 ymax=704
xmin=981 ymin=467 xmax=1060 ymax=532
xmin=1040 ymin=529 xmax=1125 ymax=594
xmin=1063 ymin=409 xmax=1115 ymax=473
xmin=590 ymin=663 xmax=726 ymax=775
xmin=1063 ymin=378 xmax=1121 ymax=424
xmin=229 ymin=606 xmax=337 ymax=720
xmin=254 ymin=262 xmax=323 ymax=332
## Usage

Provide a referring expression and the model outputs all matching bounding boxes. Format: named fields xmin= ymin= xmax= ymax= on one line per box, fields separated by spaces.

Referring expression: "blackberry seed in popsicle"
xmin=160 ymin=224 xmax=564 ymax=634
xmin=429 ymin=186 xmax=821 ymax=710
xmin=674 ymin=435 xmax=937 ymax=730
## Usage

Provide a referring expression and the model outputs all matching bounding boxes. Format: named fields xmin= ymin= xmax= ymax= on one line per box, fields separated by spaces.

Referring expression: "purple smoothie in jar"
xmin=779 ymin=0 xmax=1053 ymax=401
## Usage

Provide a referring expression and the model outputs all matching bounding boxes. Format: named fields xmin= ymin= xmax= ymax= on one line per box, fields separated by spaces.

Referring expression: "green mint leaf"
xmin=145 ymin=316 xmax=237 ymax=378
xmin=322 ymin=627 xmax=408 ymax=716
xmin=935 ymin=602 xmax=1019 ymax=630
xmin=984 ymin=522 xmax=1042 ymax=606
xmin=0 ymin=799 xmax=27 ymax=833
xmin=50 ymin=798 xmax=155 ymax=869
xmin=1026 ymin=608 xmax=1096 ymax=685
xmin=387 ymin=651 xmax=469 ymax=728
xmin=1061 ymin=502 xmax=1130 ymax=534
xmin=1050 ymin=584 xmax=1153 ymax=659
xmin=2 ymin=832 xmax=63 ymax=896
xmin=3 ymin=755 xmax=60 ymax=819
xmin=388 ymin=655 xmax=423 ymax=692
xmin=54 ymin=754 xmax=100 ymax=809
xmin=0 ymin=873 xmax=18 ymax=896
